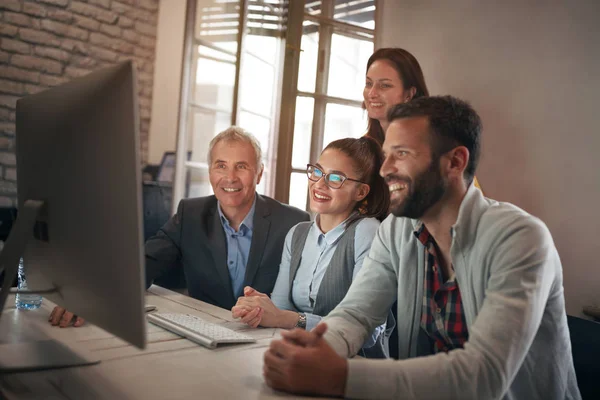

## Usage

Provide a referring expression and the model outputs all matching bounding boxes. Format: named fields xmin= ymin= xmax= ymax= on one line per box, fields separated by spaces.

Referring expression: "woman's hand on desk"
xmin=232 ymin=286 xmax=297 ymax=329
xmin=48 ymin=306 xmax=85 ymax=328
xmin=232 ymin=286 xmax=267 ymax=327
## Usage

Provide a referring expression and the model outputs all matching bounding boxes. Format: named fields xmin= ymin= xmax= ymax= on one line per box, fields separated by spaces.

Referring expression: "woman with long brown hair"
xmin=364 ymin=47 xmax=481 ymax=189
xmin=364 ymin=48 xmax=429 ymax=145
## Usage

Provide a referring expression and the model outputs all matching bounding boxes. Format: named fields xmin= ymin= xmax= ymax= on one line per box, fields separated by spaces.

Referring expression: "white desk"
xmin=0 ymin=286 xmax=333 ymax=399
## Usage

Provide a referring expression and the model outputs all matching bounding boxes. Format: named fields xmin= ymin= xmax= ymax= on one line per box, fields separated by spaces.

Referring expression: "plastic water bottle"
xmin=15 ymin=257 xmax=42 ymax=310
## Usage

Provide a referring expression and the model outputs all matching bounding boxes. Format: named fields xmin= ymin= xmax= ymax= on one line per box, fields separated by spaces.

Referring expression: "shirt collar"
xmin=218 ymin=195 xmax=257 ymax=234
xmin=413 ymin=221 xmax=433 ymax=246
xmin=414 ymin=221 xmax=455 ymax=277
xmin=313 ymin=215 xmax=352 ymax=246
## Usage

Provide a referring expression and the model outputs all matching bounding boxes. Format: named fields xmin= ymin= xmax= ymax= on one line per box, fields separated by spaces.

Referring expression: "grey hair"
xmin=207 ymin=126 xmax=263 ymax=169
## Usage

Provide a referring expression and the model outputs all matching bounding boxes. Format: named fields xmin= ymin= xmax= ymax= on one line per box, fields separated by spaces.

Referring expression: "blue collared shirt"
xmin=218 ymin=198 xmax=256 ymax=299
xmin=271 ymin=217 xmax=385 ymax=346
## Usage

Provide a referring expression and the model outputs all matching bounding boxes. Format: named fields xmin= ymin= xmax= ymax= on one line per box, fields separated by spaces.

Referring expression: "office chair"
xmin=567 ymin=314 xmax=600 ymax=399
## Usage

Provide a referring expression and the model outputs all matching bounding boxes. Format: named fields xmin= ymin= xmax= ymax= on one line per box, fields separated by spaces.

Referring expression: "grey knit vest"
xmin=288 ymin=220 xmax=358 ymax=316
xmin=288 ymin=219 xmax=394 ymax=359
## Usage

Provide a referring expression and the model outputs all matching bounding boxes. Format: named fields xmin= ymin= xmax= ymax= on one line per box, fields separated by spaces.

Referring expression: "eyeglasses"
xmin=306 ymin=164 xmax=366 ymax=189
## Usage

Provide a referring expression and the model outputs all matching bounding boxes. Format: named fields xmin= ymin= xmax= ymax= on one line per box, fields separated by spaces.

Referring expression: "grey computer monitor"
xmin=0 ymin=61 xmax=146 ymax=370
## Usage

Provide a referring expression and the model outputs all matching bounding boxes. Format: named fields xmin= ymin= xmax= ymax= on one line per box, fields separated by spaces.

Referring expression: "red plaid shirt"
xmin=415 ymin=223 xmax=469 ymax=353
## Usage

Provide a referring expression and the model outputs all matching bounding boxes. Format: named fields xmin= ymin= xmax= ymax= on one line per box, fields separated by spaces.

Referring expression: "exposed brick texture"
xmin=4 ymin=167 xmax=16 ymax=181
xmin=0 ymin=137 xmax=13 ymax=150
xmin=38 ymin=0 xmax=70 ymax=7
xmin=0 ymin=24 xmax=19 ymax=37
xmin=22 ymin=3 xmax=48 ymax=18
xmin=74 ymin=15 xmax=100 ymax=31
xmin=11 ymin=54 xmax=63 ymax=74
xmin=89 ymin=0 xmax=111 ymax=9
xmin=0 ymin=0 xmax=158 ymax=206
xmin=34 ymin=46 xmax=71 ymax=62
xmin=1 ymin=38 xmax=31 ymax=55
xmin=47 ymin=9 xmax=76 ymax=23
xmin=0 ymin=1 xmax=22 ymax=13
xmin=4 ymin=12 xmax=36 ymax=28
xmin=0 ymin=196 xmax=13 ymax=207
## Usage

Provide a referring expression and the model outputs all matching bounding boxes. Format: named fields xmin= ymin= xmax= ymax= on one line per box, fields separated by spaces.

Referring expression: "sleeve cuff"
xmin=362 ymin=322 xmax=386 ymax=348
xmin=305 ymin=313 xmax=322 ymax=332
xmin=345 ymin=358 xmax=397 ymax=399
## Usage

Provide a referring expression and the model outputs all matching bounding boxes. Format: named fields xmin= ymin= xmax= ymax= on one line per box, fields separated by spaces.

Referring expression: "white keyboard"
xmin=147 ymin=312 xmax=256 ymax=349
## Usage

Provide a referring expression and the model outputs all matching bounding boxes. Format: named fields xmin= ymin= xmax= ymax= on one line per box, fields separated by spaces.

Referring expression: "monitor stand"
xmin=0 ymin=200 xmax=100 ymax=372
xmin=0 ymin=339 xmax=100 ymax=373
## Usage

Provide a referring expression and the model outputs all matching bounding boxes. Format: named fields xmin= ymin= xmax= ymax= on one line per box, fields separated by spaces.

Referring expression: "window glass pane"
xmin=187 ymin=167 xmax=212 ymax=199
xmin=323 ymin=103 xmax=367 ymax=147
xmin=238 ymin=111 xmax=271 ymax=197
xmin=292 ymin=97 xmax=315 ymax=169
xmin=195 ymin=0 xmax=241 ymax=47
xmin=188 ymin=110 xmax=231 ymax=164
xmin=238 ymin=26 xmax=283 ymax=199
xmin=327 ymin=33 xmax=373 ymax=100
xmin=288 ymin=172 xmax=309 ymax=212
xmin=238 ymin=111 xmax=271 ymax=160
xmin=298 ymin=22 xmax=319 ymax=93
xmin=214 ymin=41 xmax=238 ymax=54
xmin=198 ymin=44 xmax=236 ymax=64
xmin=192 ymin=0 xmax=239 ymax=112
xmin=333 ymin=0 xmax=375 ymax=29
xmin=194 ymin=57 xmax=236 ymax=111
xmin=244 ymin=33 xmax=278 ymax=65
xmin=239 ymin=53 xmax=275 ymax=117
xmin=184 ymin=0 xmax=241 ymax=201
xmin=247 ymin=0 xmax=287 ymax=53
xmin=305 ymin=1 xmax=321 ymax=16
xmin=256 ymin=169 xmax=267 ymax=195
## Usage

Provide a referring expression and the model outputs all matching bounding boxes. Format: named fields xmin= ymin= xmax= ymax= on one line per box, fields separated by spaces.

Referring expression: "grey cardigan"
xmin=323 ymin=184 xmax=581 ymax=400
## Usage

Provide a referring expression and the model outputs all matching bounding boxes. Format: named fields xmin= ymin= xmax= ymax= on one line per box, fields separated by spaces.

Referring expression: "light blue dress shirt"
xmin=218 ymin=198 xmax=256 ymax=299
xmin=271 ymin=217 xmax=384 ymax=346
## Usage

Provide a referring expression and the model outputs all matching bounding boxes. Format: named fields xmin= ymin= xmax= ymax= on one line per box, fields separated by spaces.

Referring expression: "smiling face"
xmin=209 ymin=139 xmax=263 ymax=214
xmin=364 ymin=59 xmax=413 ymax=124
xmin=308 ymin=149 xmax=369 ymax=219
xmin=380 ymin=117 xmax=447 ymax=219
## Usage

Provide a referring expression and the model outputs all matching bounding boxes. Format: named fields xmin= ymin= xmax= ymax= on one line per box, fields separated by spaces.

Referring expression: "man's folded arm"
xmin=341 ymin=218 xmax=558 ymax=400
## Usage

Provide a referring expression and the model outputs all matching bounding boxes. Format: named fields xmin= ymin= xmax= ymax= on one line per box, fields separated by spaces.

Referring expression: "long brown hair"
xmin=364 ymin=48 xmax=429 ymax=145
xmin=323 ymin=137 xmax=390 ymax=224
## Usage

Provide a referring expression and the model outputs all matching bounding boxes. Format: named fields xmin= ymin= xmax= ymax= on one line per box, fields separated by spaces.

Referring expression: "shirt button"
xmin=436 ymin=307 xmax=441 ymax=314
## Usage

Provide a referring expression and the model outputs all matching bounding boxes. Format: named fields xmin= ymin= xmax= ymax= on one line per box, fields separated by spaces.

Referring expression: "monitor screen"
xmin=4 ymin=61 xmax=147 ymax=351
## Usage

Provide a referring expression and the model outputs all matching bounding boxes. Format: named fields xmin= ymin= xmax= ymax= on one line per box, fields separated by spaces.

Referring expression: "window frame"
xmin=173 ymin=0 xmax=382 ymax=212
xmin=274 ymin=0 xmax=381 ymax=209
xmin=172 ymin=0 xmax=287 ymax=212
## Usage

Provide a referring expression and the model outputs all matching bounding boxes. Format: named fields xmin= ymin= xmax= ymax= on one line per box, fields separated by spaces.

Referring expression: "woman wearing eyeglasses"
xmin=232 ymin=137 xmax=392 ymax=357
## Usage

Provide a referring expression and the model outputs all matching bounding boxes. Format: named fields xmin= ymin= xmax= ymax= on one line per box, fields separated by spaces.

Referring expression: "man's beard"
xmin=388 ymin=158 xmax=447 ymax=219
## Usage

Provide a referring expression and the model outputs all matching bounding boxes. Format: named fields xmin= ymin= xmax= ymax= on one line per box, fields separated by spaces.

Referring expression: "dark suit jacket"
xmin=145 ymin=194 xmax=310 ymax=310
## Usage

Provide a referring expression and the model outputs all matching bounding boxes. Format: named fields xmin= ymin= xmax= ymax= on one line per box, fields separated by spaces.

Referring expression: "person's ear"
xmin=354 ymin=183 xmax=370 ymax=202
xmin=406 ymin=86 xmax=417 ymax=102
xmin=255 ymin=164 xmax=264 ymax=185
xmin=445 ymin=146 xmax=469 ymax=180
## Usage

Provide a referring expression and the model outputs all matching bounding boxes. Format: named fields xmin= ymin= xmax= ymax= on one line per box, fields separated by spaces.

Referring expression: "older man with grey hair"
xmin=49 ymin=127 xmax=310 ymax=326
xmin=143 ymin=126 xmax=310 ymax=310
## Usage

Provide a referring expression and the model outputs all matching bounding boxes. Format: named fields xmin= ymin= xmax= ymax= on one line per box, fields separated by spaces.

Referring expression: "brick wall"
xmin=0 ymin=0 xmax=159 ymax=207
